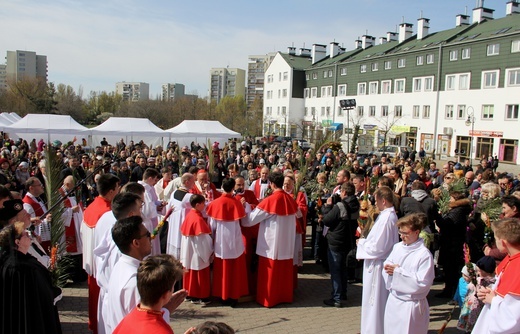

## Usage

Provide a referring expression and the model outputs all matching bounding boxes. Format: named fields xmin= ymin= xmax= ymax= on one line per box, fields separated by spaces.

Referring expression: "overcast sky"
xmin=0 ymin=0 xmax=508 ymax=98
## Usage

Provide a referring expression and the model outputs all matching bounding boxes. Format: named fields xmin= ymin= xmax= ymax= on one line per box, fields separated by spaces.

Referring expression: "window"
xmin=371 ymin=63 xmax=379 ymax=71
xmin=446 ymin=75 xmax=456 ymax=90
xmin=381 ymin=80 xmax=391 ymax=94
xmin=413 ymin=78 xmax=422 ymax=92
xmin=462 ymin=48 xmax=471 ymax=59
xmin=423 ymin=105 xmax=431 ymax=118
xmin=304 ymin=107 xmax=308 ymax=116
xmin=381 ymin=106 xmax=389 ymax=117
xmin=445 ymin=105 xmax=454 ymax=119
xmin=360 ymin=64 xmax=367 ymax=73
xmin=278 ymin=73 xmax=282 ymax=81
xmin=282 ymin=89 xmax=287 ymax=98
xmin=304 ymin=89 xmax=309 ymax=98
xmin=305 ymin=74 xmax=309 ymax=81
xmin=328 ymin=70 xmax=333 ymax=77
xmin=277 ymin=90 xmax=281 ymax=98
xmin=326 ymin=107 xmax=331 ymax=117
xmin=416 ymin=56 xmax=424 ymax=65
xmin=283 ymin=72 xmax=288 ymax=80
xmin=267 ymin=75 xmax=273 ymax=83
xmin=507 ymin=69 xmax=520 ymax=86
xmin=512 ymin=40 xmax=520 ymax=53
xmin=394 ymin=79 xmax=405 ymax=93
xmin=327 ymin=86 xmax=332 ymax=96
xmin=369 ymin=81 xmax=378 ymax=95
xmin=482 ymin=105 xmax=494 ymax=119
xmin=340 ymin=67 xmax=347 ymax=75
xmin=457 ymin=105 xmax=466 ymax=119
xmin=459 ymin=74 xmax=469 ymax=90
xmin=338 ymin=106 xmax=343 ymax=116
xmin=413 ymin=105 xmax=420 ymax=118
xmin=384 ymin=61 xmax=392 ymax=70
xmin=358 ymin=83 xmax=367 ymax=95
xmin=357 ymin=106 xmax=364 ymax=117
xmin=369 ymin=106 xmax=376 ymax=117
xmin=338 ymin=84 xmax=347 ymax=96
xmin=449 ymin=50 xmax=458 ymax=61
xmin=398 ymin=58 xmax=406 ymax=68
xmin=311 ymin=107 xmax=316 ymax=116
xmin=311 ymin=87 xmax=317 ymax=98
xmin=321 ymin=107 xmax=325 ymax=116
xmin=506 ymin=104 xmax=519 ymax=120
xmin=487 ymin=43 xmax=500 ymax=56
xmin=312 ymin=72 xmax=318 ymax=79
xmin=426 ymin=54 xmax=434 ymax=64
xmin=394 ymin=105 xmax=402 ymax=117
xmin=323 ymin=71 xmax=328 ymax=78
xmin=321 ymin=87 xmax=326 ymax=97
xmin=482 ymin=70 xmax=499 ymax=89
xmin=282 ymin=106 xmax=286 ymax=115
xmin=424 ymin=77 xmax=433 ymax=91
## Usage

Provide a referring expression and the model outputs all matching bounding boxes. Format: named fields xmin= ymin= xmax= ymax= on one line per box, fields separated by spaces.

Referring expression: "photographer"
xmin=320 ymin=182 xmax=360 ymax=307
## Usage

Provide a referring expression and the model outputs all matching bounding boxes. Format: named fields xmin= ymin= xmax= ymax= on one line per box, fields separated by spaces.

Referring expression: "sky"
xmin=0 ymin=0 xmax=509 ymax=98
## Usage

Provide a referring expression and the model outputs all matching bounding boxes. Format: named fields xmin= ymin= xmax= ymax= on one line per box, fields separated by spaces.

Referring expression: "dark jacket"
xmin=437 ymin=198 xmax=472 ymax=264
xmin=400 ymin=189 xmax=441 ymax=232
xmin=321 ymin=195 xmax=360 ymax=252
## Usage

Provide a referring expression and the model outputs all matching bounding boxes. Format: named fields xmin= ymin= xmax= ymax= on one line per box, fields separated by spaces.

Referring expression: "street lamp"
xmin=465 ymin=106 xmax=475 ymax=165
xmin=311 ymin=111 xmax=316 ymax=143
xmin=339 ymin=99 xmax=356 ymax=153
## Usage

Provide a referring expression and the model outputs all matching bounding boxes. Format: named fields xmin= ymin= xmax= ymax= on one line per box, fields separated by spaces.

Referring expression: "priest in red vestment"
xmin=190 ymin=170 xmax=221 ymax=202
xmin=180 ymin=194 xmax=213 ymax=304
xmin=81 ymin=173 xmax=120 ymax=334
xmin=243 ymin=171 xmax=298 ymax=307
xmin=206 ymin=178 xmax=248 ymax=305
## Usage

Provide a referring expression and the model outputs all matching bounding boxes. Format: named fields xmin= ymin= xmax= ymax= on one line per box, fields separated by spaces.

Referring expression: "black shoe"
xmin=323 ymin=299 xmax=342 ymax=308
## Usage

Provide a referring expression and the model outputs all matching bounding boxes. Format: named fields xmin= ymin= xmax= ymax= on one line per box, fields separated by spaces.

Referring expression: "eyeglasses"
xmin=137 ymin=231 xmax=151 ymax=239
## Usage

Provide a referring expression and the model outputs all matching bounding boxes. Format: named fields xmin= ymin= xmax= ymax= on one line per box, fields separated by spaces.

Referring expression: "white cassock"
xmin=139 ymin=181 xmax=162 ymax=255
xmin=472 ymin=276 xmax=520 ymax=333
xmin=166 ymin=189 xmax=193 ymax=259
xmin=356 ymin=206 xmax=398 ymax=334
xmin=248 ymin=179 xmax=269 ymax=201
xmin=154 ymin=178 xmax=175 ymax=202
xmin=93 ymin=211 xmax=120 ymax=334
xmin=382 ymin=238 xmax=434 ymax=334
xmin=102 ymin=254 xmax=170 ymax=333
xmin=62 ymin=194 xmax=84 ymax=255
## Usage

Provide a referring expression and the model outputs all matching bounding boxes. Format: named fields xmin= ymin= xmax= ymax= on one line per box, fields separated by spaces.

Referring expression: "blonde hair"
xmin=481 ymin=182 xmax=501 ymax=199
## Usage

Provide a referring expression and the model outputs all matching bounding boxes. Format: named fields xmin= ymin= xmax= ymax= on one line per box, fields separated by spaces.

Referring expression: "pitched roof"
xmin=279 ymin=52 xmax=312 ymax=70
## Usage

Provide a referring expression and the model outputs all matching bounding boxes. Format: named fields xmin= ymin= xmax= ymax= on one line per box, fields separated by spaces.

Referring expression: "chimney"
xmin=506 ymin=1 xmax=520 ymax=15
xmin=299 ymin=48 xmax=311 ymax=57
xmin=399 ymin=23 xmax=413 ymax=43
xmin=361 ymin=35 xmax=375 ymax=49
xmin=328 ymin=42 xmax=340 ymax=58
xmin=354 ymin=38 xmax=362 ymax=49
xmin=379 ymin=37 xmax=387 ymax=45
xmin=417 ymin=18 xmax=430 ymax=40
xmin=287 ymin=46 xmax=296 ymax=55
xmin=456 ymin=14 xmax=470 ymax=26
xmin=387 ymin=32 xmax=398 ymax=42
xmin=473 ymin=0 xmax=494 ymax=24
xmin=311 ymin=44 xmax=327 ymax=64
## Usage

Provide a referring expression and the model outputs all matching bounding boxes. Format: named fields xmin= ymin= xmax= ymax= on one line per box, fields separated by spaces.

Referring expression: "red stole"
xmin=22 ymin=195 xmax=44 ymax=216
xmin=253 ymin=179 xmax=268 ymax=200
xmin=206 ymin=193 xmax=245 ymax=221
xmin=495 ymin=252 xmax=520 ymax=298
xmin=295 ymin=191 xmax=308 ymax=234
xmin=257 ymin=189 xmax=298 ymax=216
xmin=180 ymin=209 xmax=211 ymax=236
xmin=162 ymin=179 xmax=170 ymax=189
xmin=59 ymin=187 xmax=79 ymax=253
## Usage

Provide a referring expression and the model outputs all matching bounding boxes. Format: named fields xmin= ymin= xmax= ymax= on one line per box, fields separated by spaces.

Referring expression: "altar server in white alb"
xmin=356 ymin=186 xmax=398 ymax=334
xmin=166 ymin=173 xmax=195 ymax=258
xmin=382 ymin=213 xmax=434 ymax=334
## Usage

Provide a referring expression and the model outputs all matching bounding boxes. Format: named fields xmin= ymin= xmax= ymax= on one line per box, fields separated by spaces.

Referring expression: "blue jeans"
xmin=327 ymin=248 xmax=347 ymax=302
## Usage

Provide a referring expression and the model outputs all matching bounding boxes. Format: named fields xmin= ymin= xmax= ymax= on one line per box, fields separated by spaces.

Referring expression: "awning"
xmin=329 ymin=123 xmax=344 ymax=131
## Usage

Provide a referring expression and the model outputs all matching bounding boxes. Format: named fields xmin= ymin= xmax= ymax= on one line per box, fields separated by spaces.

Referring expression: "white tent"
xmin=90 ymin=117 xmax=166 ymax=147
xmin=167 ymin=120 xmax=241 ymax=148
xmin=3 ymin=114 xmax=90 ymax=143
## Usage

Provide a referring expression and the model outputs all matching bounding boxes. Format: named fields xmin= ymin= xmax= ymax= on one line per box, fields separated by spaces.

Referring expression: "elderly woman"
xmin=0 ymin=222 xmax=62 ymax=333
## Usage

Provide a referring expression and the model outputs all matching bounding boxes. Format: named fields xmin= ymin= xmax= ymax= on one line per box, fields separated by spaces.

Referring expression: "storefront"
xmin=499 ymin=138 xmax=518 ymax=163
xmin=420 ymin=133 xmax=435 ymax=154
xmin=455 ymin=136 xmax=471 ymax=160
xmin=437 ymin=134 xmax=452 ymax=159
xmin=470 ymin=130 xmax=502 ymax=161
xmin=390 ymin=125 xmax=418 ymax=149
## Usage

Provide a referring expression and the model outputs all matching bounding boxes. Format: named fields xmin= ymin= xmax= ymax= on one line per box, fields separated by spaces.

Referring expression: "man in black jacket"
xmin=320 ymin=182 xmax=360 ymax=307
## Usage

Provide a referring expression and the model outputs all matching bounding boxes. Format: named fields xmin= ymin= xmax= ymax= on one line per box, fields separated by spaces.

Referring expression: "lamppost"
xmin=339 ymin=99 xmax=356 ymax=153
xmin=465 ymin=106 xmax=475 ymax=165
xmin=311 ymin=111 xmax=316 ymax=143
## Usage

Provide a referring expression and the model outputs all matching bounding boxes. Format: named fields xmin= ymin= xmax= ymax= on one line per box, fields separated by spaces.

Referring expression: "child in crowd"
xmin=451 ymin=263 xmax=476 ymax=307
xmin=180 ymin=194 xmax=213 ymax=305
xmin=457 ymin=256 xmax=496 ymax=333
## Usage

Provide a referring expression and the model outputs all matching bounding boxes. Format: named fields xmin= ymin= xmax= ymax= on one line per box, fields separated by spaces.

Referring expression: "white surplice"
xmin=356 ymin=206 xmax=398 ymax=334
xmin=139 ymin=181 xmax=162 ymax=255
xmin=209 ymin=218 xmax=244 ymax=260
xmin=382 ymin=238 xmax=434 ymax=334
xmin=248 ymin=179 xmax=269 ymax=201
xmin=180 ymin=234 xmax=213 ymax=270
xmin=166 ymin=190 xmax=193 ymax=259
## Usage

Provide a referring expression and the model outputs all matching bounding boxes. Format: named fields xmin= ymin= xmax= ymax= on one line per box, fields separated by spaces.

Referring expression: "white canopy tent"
xmin=3 ymin=114 xmax=90 ymax=143
xmin=167 ymin=120 xmax=241 ymax=148
xmin=90 ymin=117 xmax=166 ymax=148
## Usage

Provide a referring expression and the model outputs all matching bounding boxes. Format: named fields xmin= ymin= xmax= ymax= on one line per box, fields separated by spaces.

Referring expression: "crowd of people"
xmin=0 ymin=133 xmax=519 ymax=333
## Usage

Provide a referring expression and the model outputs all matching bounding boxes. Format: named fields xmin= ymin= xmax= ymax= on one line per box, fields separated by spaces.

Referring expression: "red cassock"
xmin=255 ymin=190 xmax=298 ymax=308
xmin=235 ymin=190 xmax=260 ymax=294
xmin=206 ymin=194 xmax=249 ymax=300
xmin=113 ymin=306 xmax=173 ymax=334
xmin=180 ymin=209 xmax=212 ymax=299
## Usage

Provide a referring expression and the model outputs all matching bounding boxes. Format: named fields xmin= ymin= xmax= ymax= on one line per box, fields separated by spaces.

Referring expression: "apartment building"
xmin=264 ymin=1 xmax=520 ymax=164
xmin=115 ymin=82 xmax=150 ymax=102
xmin=0 ymin=65 xmax=6 ymax=90
xmin=246 ymin=53 xmax=276 ymax=109
xmin=209 ymin=67 xmax=245 ymax=104
xmin=161 ymin=83 xmax=185 ymax=102
xmin=5 ymin=50 xmax=47 ymax=83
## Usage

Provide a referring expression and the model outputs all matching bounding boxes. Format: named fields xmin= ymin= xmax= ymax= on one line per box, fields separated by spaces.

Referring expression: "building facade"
xmin=5 ymin=50 xmax=47 ymax=83
xmin=115 ymin=82 xmax=150 ymax=102
xmin=263 ymin=1 xmax=520 ymax=164
xmin=246 ymin=53 xmax=276 ymax=109
xmin=209 ymin=67 xmax=245 ymax=104
xmin=161 ymin=83 xmax=185 ymax=102
xmin=0 ymin=65 xmax=6 ymax=90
